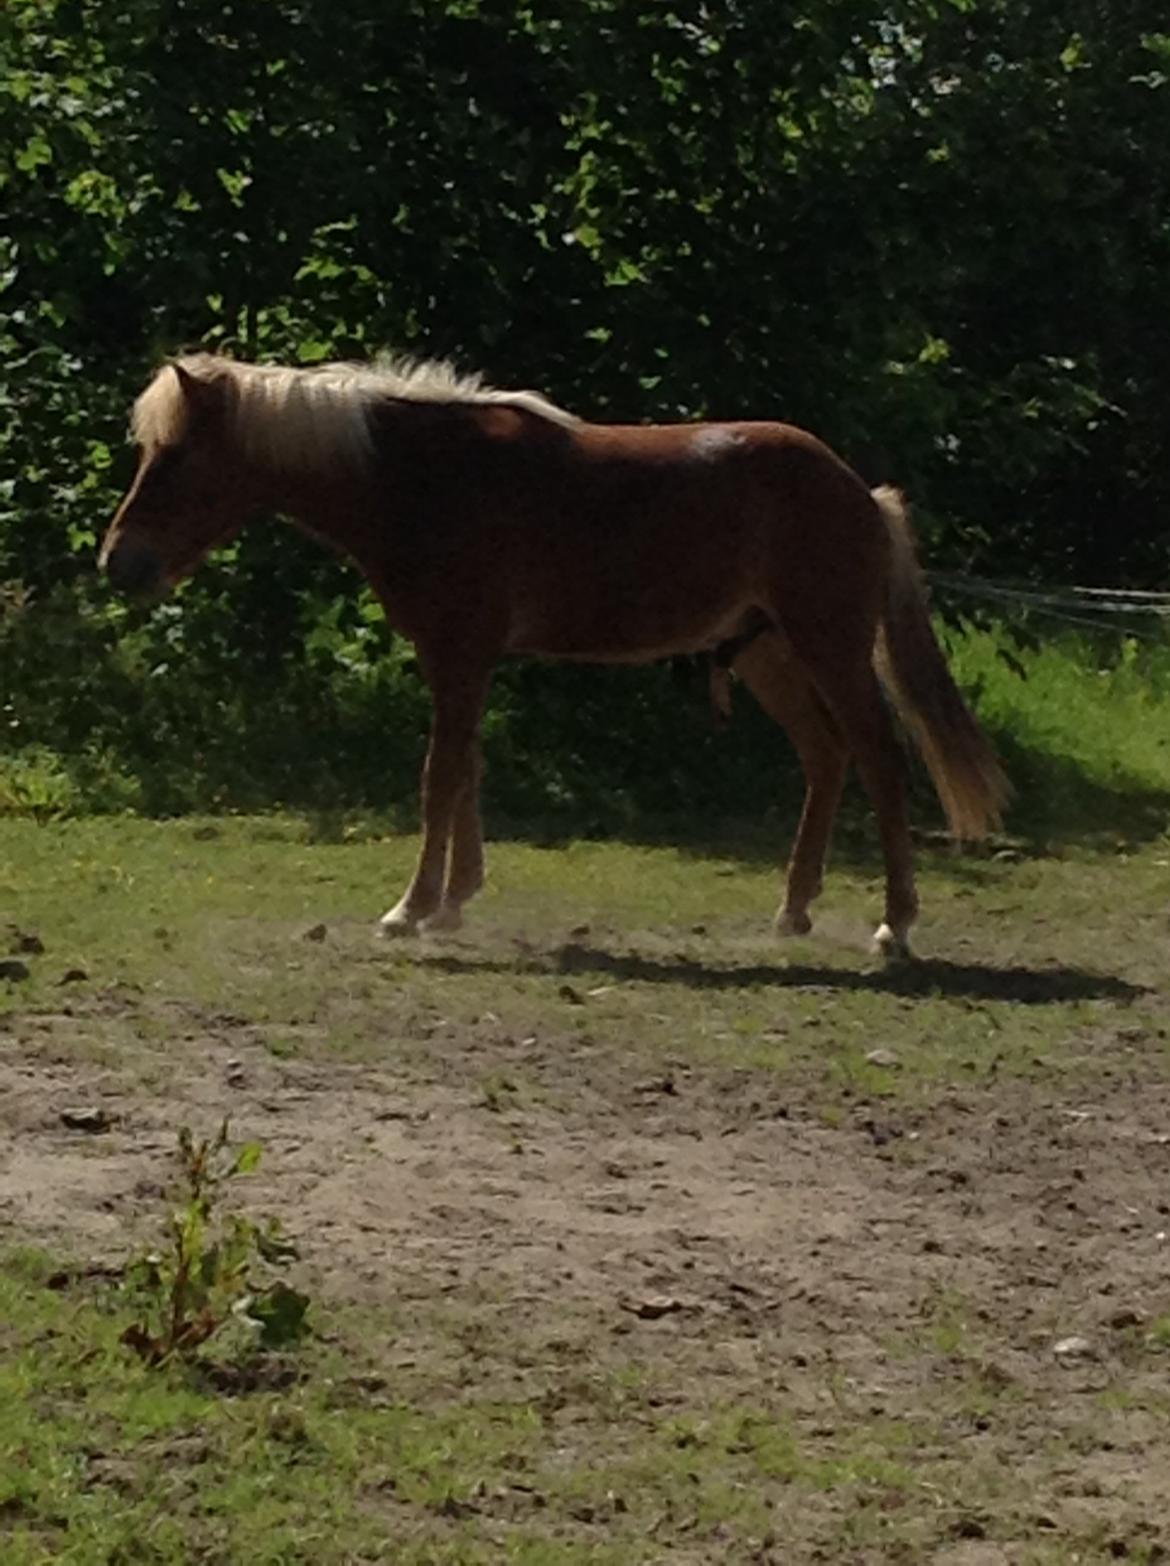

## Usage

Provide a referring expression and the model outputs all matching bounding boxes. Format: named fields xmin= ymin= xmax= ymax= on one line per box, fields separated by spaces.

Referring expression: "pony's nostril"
xmin=105 ymin=540 xmax=162 ymax=596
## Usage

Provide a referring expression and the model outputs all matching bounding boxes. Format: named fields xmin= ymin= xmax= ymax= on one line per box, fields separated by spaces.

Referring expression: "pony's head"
xmin=100 ymin=358 xmax=261 ymax=596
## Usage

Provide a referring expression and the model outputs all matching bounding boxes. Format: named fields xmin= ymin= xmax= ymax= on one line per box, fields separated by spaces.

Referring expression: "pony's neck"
xmin=260 ymin=460 xmax=387 ymax=578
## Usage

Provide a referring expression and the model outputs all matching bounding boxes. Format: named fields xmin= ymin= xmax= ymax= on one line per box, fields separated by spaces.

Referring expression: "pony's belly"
xmin=509 ymin=604 xmax=758 ymax=664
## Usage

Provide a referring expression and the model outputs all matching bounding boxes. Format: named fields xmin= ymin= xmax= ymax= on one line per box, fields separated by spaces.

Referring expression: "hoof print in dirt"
xmin=1107 ymin=1307 xmax=1145 ymax=1330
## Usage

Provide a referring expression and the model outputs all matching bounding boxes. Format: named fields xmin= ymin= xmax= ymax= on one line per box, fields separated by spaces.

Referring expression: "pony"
xmin=99 ymin=351 xmax=1009 ymax=959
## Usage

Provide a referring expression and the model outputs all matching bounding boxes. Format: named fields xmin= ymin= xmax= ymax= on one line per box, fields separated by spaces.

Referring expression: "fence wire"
xmin=928 ymin=572 xmax=1170 ymax=641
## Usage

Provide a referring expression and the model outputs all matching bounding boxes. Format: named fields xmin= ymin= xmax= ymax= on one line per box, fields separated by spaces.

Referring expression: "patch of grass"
xmin=0 ymin=1250 xmax=987 ymax=1564
xmin=950 ymin=624 xmax=1170 ymax=842
xmin=1 ymin=813 xmax=1166 ymax=1115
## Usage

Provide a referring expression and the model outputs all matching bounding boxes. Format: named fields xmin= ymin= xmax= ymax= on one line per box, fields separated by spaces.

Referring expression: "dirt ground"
xmin=5 ymin=911 xmax=1170 ymax=1561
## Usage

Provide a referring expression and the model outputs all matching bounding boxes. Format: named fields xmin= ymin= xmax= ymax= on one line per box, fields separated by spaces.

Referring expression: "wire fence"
xmin=929 ymin=572 xmax=1170 ymax=641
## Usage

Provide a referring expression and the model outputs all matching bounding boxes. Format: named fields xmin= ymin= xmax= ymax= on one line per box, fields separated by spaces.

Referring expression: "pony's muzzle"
xmin=103 ymin=537 xmax=163 ymax=597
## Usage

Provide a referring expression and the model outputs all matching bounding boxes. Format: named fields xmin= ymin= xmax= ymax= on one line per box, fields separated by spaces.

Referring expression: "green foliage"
xmin=3 ymin=0 xmax=1169 ymax=815
xmin=121 ymin=1120 xmax=309 ymax=1366
xmin=0 ymin=745 xmax=80 ymax=820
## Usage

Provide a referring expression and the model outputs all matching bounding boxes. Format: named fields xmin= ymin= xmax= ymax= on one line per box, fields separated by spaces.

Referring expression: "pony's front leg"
xmin=380 ymin=668 xmax=490 ymax=938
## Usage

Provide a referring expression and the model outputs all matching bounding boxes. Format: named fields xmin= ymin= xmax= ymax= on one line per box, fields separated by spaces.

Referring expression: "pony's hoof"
xmin=872 ymin=923 xmax=913 ymax=963
xmin=776 ymin=909 xmax=812 ymax=937
xmin=378 ymin=906 xmax=420 ymax=938
xmin=421 ymin=903 xmax=463 ymax=934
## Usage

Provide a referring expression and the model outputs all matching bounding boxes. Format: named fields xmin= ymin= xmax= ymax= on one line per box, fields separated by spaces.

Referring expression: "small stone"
xmin=60 ymin=968 xmax=89 ymax=984
xmin=60 ymin=1107 xmax=112 ymax=1134
xmin=9 ymin=930 xmax=45 ymax=955
xmin=558 ymin=984 xmax=585 ymax=1004
xmin=865 ymin=1048 xmax=901 ymax=1069
xmin=1053 ymin=1335 xmax=1095 ymax=1361
xmin=620 ymin=1294 xmax=686 ymax=1320
xmin=0 ymin=959 xmax=31 ymax=982
xmin=303 ymin=923 xmax=328 ymax=942
xmin=634 ymin=1076 xmax=677 ymax=1096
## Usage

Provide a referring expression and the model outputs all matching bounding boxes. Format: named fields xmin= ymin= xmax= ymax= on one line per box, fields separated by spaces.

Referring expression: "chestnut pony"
xmin=100 ymin=353 xmax=1008 ymax=958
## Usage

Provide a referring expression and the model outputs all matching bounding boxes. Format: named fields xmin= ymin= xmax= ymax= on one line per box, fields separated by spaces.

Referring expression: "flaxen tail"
xmin=872 ymin=486 xmax=1010 ymax=840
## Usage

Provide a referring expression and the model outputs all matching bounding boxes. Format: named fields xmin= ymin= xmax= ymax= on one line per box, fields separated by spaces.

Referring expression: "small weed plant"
xmin=121 ymin=1119 xmax=309 ymax=1366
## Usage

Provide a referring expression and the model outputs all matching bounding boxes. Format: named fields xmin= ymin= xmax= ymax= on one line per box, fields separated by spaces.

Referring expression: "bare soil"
xmin=4 ymin=916 xmax=1170 ymax=1561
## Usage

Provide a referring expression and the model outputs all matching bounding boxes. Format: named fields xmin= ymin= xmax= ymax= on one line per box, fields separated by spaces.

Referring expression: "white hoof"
xmin=420 ymin=902 xmax=463 ymax=934
xmin=379 ymin=902 xmax=421 ymax=938
xmin=872 ymin=922 xmax=913 ymax=963
xmin=776 ymin=908 xmax=812 ymax=937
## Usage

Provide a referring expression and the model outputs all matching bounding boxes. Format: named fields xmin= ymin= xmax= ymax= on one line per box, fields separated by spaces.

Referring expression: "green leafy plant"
xmin=120 ymin=1120 xmax=309 ymax=1366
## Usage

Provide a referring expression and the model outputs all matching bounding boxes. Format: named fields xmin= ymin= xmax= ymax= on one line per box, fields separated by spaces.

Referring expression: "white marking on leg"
xmin=379 ymin=897 xmax=421 ymax=938
xmin=872 ymin=922 xmax=913 ymax=962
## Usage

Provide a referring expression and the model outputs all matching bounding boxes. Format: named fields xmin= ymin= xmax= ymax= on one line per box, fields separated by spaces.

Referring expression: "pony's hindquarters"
xmin=872 ymin=487 xmax=1010 ymax=840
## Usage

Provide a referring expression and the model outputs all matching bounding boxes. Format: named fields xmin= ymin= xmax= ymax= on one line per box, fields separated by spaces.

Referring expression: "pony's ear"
xmin=172 ymin=360 xmax=204 ymax=396
xmin=170 ymin=360 xmax=219 ymax=423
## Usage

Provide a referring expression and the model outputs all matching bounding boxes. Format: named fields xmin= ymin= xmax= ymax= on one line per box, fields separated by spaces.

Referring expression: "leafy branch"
xmin=120 ymin=1119 xmax=308 ymax=1366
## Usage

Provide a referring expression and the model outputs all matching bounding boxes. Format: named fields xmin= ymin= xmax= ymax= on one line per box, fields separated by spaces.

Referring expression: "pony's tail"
xmin=872 ymin=486 xmax=1011 ymax=840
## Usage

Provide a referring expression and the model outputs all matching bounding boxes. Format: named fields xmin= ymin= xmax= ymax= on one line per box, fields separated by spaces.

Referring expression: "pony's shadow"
xmin=415 ymin=943 xmax=1146 ymax=1006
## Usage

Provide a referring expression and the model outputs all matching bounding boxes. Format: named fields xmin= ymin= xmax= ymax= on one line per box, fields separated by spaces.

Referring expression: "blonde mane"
xmin=131 ymin=351 xmax=578 ymax=470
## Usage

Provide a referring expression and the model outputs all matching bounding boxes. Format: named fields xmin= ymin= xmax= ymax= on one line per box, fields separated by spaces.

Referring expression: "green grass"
xmin=5 ymin=1243 xmax=1168 ymax=1564
xmin=950 ymin=624 xmax=1170 ymax=841
xmin=0 ymin=1247 xmax=917 ymax=1563
xmin=6 ymin=623 xmax=1170 ymax=1562
xmin=1 ymin=809 xmax=1166 ymax=1106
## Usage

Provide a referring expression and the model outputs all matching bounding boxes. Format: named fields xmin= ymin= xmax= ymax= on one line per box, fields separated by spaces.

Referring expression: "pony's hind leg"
xmin=420 ymin=743 xmax=485 ymax=933
xmin=380 ymin=661 xmax=491 ymax=937
xmin=733 ymin=631 xmax=849 ymax=937
xmin=794 ymin=653 xmax=917 ymax=959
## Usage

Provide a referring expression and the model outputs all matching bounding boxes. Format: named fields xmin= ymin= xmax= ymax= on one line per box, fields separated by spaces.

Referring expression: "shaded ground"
xmin=3 ymin=820 xmax=1170 ymax=1561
